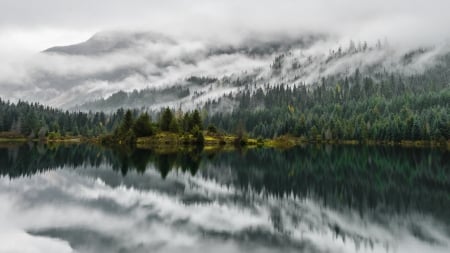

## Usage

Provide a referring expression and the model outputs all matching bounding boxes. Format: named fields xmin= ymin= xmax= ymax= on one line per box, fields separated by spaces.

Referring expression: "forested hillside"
xmin=204 ymin=55 xmax=450 ymax=141
xmin=1 ymin=43 xmax=449 ymax=143
xmin=0 ymin=100 xmax=125 ymax=137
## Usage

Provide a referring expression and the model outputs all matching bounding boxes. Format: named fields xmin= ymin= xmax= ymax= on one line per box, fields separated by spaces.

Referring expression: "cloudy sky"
xmin=2 ymin=0 xmax=450 ymax=54
xmin=0 ymin=0 xmax=449 ymax=107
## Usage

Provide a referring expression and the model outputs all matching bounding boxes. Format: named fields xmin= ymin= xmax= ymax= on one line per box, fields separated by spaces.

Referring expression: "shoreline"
xmin=0 ymin=134 xmax=448 ymax=150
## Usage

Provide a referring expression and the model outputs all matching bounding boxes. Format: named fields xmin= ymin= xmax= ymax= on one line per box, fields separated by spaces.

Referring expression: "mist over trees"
xmin=0 ymin=100 xmax=112 ymax=138
xmin=0 ymin=99 xmax=209 ymax=141
xmin=204 ymin=66 xmax=450 ymax=141
xmin=0 ymin=41 xmax=449 ymax=143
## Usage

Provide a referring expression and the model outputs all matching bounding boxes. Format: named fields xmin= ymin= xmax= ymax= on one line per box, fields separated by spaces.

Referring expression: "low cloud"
xmin=1 ymin=0 xmax=450 ymax=107
xmin=1 ymin=0 xmax=450 ymax=48
xmin=0 ymin=31 xmax=300 ymax=107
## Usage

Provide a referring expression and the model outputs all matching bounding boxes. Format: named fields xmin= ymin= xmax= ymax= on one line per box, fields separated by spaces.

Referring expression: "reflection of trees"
xmin=109 ymin=147 xmax=203 ymax=178
xmin=0 ymin=143 xmax=203 ymax=179
xmin=0 ymin=143 xmax=110 ymax=177
xmin=1 ymin=143 xmax=448 ymax=220
xmin=207 ymin=145 xmax=450 ymax=218
xmin=153 ymin=150 xmax=202 ymax=178
xmin=181 ymin=151 xmax=202 ymax=176
xmin=156 ymin=154 xmax=174 ymax=179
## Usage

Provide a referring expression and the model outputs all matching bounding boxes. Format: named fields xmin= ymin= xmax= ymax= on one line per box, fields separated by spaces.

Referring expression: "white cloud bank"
xmin=0 ymin=0 xmax=449 ymax=107
xmin=1 ymin=0 xmax=450 ymax=50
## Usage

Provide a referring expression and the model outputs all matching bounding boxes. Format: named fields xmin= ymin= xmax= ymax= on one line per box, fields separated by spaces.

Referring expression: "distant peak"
xmin=43 ymin=30 xmax=175 ymax=56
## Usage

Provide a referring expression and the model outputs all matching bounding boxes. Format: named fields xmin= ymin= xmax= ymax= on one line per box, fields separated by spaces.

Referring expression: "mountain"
xmin=1 ymin=34 xmax=449 ymax=140
xmin=0 ymin=30 xmax=319 ymax=108
xmin=73 ymin=36 xmax=449 ymax=113
xmin=2 ymin=30 xmax=447 ymax=113
xmin=43 ymin=31 xmax=176 ymax=56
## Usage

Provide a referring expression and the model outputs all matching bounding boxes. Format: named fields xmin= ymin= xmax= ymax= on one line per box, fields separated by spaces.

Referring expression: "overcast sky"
xmin=1 ymin=0 xmax=449 ymax=107
xmin=1 ymin=0 xmax=450 ymax=55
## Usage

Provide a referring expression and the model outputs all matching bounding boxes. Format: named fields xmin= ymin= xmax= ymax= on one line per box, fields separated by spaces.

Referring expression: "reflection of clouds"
xmin=0 ymin=167 xmax=449 ymax=253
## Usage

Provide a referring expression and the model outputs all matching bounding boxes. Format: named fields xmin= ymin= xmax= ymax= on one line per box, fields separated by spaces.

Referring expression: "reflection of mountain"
xmin=1 ymin=144 xmax=448 ymax=219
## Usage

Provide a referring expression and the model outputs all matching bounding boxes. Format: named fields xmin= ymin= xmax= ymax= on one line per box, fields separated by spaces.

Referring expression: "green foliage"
xmin=234 ymin=122 xmax=248 ymax=146
xmin=169 ymin=118 xmax=180 ymax=133
xmin=196 ymin=131 xmax=205 ymax=146
xmin=106 ymin=108 xmax=209 ymax=145
xmin=191 ymin=110 xmax=203 ymax=131
xmin=1 ymin=50 xmax=448 ymax=144
xmin=204 ymin=68 xmax=450 ymax=142
xmin=207 ymin=124 xmax=217 ymax=133
xmin=159 ymin=108 xmax=173 ymax=131
xmin=79 ymin=86 xmax=190 ymax=111
xmin=0 ymin=99 xmax=212 ymax=146
xmin=123 ymin=130 xmax=136 ymax=144
xmin=178 ymin=110 xmax=204 ymax=134
xmin=0 ymin=98 xmax=115 ymax=137
xmin=132 ymin=113 xmax=153 ymax=137
xmin=119 ymin=110 xmax=134 ymax=134
xmin=191 ymin=125 xmax=204 ymax=146
xmin=47 ymin=131 xmax=61 ymax=140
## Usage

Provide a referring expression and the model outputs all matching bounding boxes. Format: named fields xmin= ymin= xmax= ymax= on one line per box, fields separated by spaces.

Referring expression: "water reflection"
xmin=0 ymin=143 xmax=448 ymax=253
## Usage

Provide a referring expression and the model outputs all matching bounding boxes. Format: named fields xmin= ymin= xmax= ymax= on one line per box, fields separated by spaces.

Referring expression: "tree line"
xmin=104 ymin=108 xmax=206 ymax=145
xmin=0 ymin=100 xmax=112 ymax=138
xmin=204 ymin=67 xmax=450 ymax=142
xmin=1 ymin=53 xmax=449 ymax=143
xmin=0 ymin=99 xmax=206 ymax=144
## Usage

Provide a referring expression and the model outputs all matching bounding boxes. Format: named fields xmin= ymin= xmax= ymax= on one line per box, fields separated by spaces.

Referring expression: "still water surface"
xmin=0 ymin=144 xmax=449 ymax=253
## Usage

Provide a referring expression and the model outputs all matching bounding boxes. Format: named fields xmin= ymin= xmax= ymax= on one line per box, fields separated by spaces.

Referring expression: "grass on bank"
xmin=1 ymin=130 xmax=448 ymax=150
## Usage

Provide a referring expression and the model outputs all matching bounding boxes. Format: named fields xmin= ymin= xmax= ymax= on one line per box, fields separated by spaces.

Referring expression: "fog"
xmin=2 ymin=0 xmax=450 ymax=47
xmin=1 ymin=0 xmax=450 ymax=107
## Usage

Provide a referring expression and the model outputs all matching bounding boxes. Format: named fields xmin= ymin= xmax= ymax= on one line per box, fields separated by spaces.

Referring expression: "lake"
xmin=0 ymin=143 xmax=449 ymax=253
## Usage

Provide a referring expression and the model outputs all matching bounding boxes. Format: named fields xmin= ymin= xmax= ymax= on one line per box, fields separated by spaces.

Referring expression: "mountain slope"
xmin=44 ymin=31 xmax=176 ymax=55
xmin=0 ymin=30 xmax=322 ymax=108
xmin=1 ymin=30 xmax=447 ymax=112
xmin=74 ymin=38 xmax=449 ymax=113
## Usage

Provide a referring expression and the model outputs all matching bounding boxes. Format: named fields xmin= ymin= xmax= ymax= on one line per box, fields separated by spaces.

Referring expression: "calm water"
xmin=0 ymin=143 xmax=449 ymax=253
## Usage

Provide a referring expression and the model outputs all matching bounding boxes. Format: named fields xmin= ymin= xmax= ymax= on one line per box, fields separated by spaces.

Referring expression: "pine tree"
xmin=191 ymin=110 xmax=203 ymax=131
xmin=133 ymin=113 xmax=153 ymax=137
xmin=119 ymin=110 xmax=134 ymax=135
xmin=160 ymin=108 xmax=173 ymax=131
